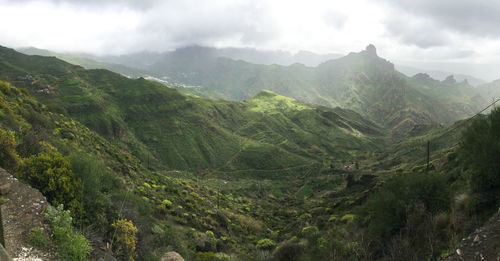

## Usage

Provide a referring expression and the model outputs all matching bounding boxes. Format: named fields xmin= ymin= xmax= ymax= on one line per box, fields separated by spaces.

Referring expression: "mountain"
xmin=0 ymin=45 xmax=383 ymax=173
xmin=396 ymin=64 xmax=486 ymax=86
xmin=17 ymin=47 xmax=150 ymax=78
xmin=0 ymin=44 xmax=497 ymax=261
xmin=89 ymin=45 xmax=342 ymax=68
xmin=476 ymin=78 xmax=500 ymax=104
xmin=18 ymin=46 xmax=486 ymax=136
xmin=133 ymin=44 xmax=484 ymax=136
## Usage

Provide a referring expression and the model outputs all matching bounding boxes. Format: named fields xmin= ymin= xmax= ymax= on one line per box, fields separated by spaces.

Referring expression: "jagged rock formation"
xmin=0 ymin=167 xmax=53 ymax=260
xmin=443 ymin=210 xmax=500 ymax=261
xmin=442 ymin=75 xmax=457 ymax=85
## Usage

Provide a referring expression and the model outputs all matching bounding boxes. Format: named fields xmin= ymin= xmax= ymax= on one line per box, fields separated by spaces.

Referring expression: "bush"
xmin=112 ymin=219 xmax=138 ymax=260
xmin=18 ymin=151 xmax=83 ymax=216
xmin=256 ymin=238 xmax=276 ymax=250
xmin=460 ymin=107 xmax=500 ymax=208
xmin=27 ymin=227 xmax=48 ymax=248
xmin=358 ymin=172 xmax=450 ymax=241
xmin=69 ymin=152 xmax=120 ymax=224
xmin=0 ymin=128 xmax=20 ymax=171
xmin=273 ymin=240 xmax=304 ymax=261
xmin=45 ymin=204 xmax=92 ymax=260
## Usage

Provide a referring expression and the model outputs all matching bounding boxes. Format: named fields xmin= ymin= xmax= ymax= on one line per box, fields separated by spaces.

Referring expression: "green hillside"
xmin=127 ymin=45 xmax=484 ymax=134
xmin=1 ymin=44 xmax=499 ymax=261
xmin=0 ymin=45 xmax=383 ymax=174
xmin=17 ymin=47 xmax=149 ymax=78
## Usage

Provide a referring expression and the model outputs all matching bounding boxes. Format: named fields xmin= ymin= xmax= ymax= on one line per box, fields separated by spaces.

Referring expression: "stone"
xmin=0 ymin=183 xmax=11 ymax=195
xmin=160 ymin=251 xmax=185 ymax=261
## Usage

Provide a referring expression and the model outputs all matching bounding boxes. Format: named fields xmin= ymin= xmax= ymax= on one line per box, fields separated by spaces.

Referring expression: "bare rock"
xmin=160 ymin=251 xmax=184 ymax=261
xmin=0 ymin=183 xmax=11 ymax=195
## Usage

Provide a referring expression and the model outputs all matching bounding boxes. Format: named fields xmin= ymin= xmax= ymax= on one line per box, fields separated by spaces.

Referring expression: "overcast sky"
xmin=1 ymin=0 xmax=500 ymax=80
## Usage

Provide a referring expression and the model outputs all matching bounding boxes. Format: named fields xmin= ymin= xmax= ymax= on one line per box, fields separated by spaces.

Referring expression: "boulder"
xmin=160 ymin=251 xmax=184 ymax=261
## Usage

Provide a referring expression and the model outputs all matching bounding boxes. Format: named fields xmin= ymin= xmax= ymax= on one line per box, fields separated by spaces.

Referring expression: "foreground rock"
xmin=160 ymin=251 xmax=185 ymax=261
xmin=0 ymin=167 xmax=54 ymax=260
xmin=443 ymin=210 xmax=500 ymax=261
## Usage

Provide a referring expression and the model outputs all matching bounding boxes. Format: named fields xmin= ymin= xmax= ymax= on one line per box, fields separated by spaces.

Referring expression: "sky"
xmin=1 ymin=0 xmax=500 ymax=80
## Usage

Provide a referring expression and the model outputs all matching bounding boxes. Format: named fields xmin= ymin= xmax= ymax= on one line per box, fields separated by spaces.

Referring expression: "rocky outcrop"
xmin=0 ymin=167 xmax=53 ymax=260
xmin=443 ymin=210 xmax=500 ymax=261
xmin=442 ymin=75 xmax=457 ymax=85
xmin=160 ymin=251 xmax=185 ymax=261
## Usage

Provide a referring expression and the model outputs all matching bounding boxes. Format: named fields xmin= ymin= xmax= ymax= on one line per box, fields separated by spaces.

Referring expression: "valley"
xmin=0 ymin=44 xmax=499 ymax=261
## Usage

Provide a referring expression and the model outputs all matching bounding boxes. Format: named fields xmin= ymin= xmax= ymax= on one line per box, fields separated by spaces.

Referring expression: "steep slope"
xmin=443 ymin=211 xmax=500 ymax=261
xmin=396 ymin=64 xmax=486 ymax=86
xmin=0 ymin=45 xmax=382 ymax=174
xmin=476 ymin=78 xmax=500 ymax=104
xmin=0 ymin=79 xmax=297 ymax=260
xmin=21 ymin=45 xmax=485 ymax=134
xmin=17 ymin=47 xmax=149 ymax=78
xmin=131 ymin=45 xmax=484 ymax=133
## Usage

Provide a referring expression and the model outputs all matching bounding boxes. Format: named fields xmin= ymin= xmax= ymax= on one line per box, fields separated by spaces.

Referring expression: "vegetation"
xmin=0 ymin=45 xmax=498 ymax=260
xmin=18 ymin=151 xmax=83 ymax=217
xmin=45 ymin=204 xmax=92 ymax=260
xmin=459 ymin=107 xmax=500 ymax=214
xmin=112 ymin=219 xmax=138 ymax=260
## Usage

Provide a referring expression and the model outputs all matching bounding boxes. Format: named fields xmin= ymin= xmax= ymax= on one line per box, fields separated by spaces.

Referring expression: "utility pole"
xmin=217 ymin=188 xmax=220 ymax=210
xmin=426 ymin=140 xmax=430 ymax=171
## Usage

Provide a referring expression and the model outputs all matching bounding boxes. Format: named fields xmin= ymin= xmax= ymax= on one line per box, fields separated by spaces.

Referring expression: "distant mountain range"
xmin=18 ymin=45 xmax=497 ymax=136
xmin=1 ymin=45 xmax=383 ymax=171
xmin=395 ymin=64 xmax=486 ymax=86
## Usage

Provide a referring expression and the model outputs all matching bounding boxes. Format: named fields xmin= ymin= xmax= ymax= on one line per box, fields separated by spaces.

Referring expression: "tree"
xmin=460 ymin=107 xmax=500 ymax=207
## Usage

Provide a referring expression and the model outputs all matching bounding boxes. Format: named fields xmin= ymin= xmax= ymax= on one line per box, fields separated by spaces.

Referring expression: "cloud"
xmin=384 ymin=0 xmax=500 ymax=38
xmin=0 ymin=0 xmax=161 ymax=10
xmin=384 ymin=15 xmax=450 ymax=48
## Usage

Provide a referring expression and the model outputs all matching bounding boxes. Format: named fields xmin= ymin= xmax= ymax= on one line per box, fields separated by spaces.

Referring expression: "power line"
xmin=395 ymin=97 xmax=500 ymax=161
xmin=433 ymin=97 xmax=500 ymax=141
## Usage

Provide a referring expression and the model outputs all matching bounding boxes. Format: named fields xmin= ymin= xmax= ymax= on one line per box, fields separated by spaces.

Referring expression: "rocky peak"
xmin=442 ymin=75 xmax=457 ymax=85
xmin=365 ymin=44 xmax=377 ymax=57
xmin=412 ymin=73 xmax=440 ymax=85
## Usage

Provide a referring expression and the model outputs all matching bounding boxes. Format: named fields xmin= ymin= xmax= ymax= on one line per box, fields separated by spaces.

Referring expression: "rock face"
xmin=442 ymin=75 xmax=457 ymax=85
xmin=443 ymin=210 xmax=500 ymax=261
xmin=0 ymin=167 xmax=53 ymax=260
xmin=365 ymin=44 xmax=377 ymax=57
xmin=160 ymin=251 xmax=185 ymax=261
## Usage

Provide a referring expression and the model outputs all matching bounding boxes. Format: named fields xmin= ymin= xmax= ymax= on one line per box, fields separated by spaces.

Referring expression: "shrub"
xmin=112 ymin=219 xmax=138 ymax=261
xmin=69 ymin=152 xmax=120 ymax=224
xmin=256 ymin=238 xmax=276 ymax=250
xmin=0 ymin=128 xmax=20 ymax=171
xmin=27 ymin=227 xmax=48 ymax=248
xmin=45 ymin=204 xmax=92 ymax=260
xmin=162 ymin=199 xmax=173 ymax=208
xmin=358 ymin=172 xmax=450 ymax=241
xmin=195 ymin=231 xmax=217 ymax=252
xmin=273 ymin=240 xmax=304 ymax=261
xmin=459 ymin=107 xmax=500 ymax=208
xmin=18 ymin=151 xmax=83 ymax=216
